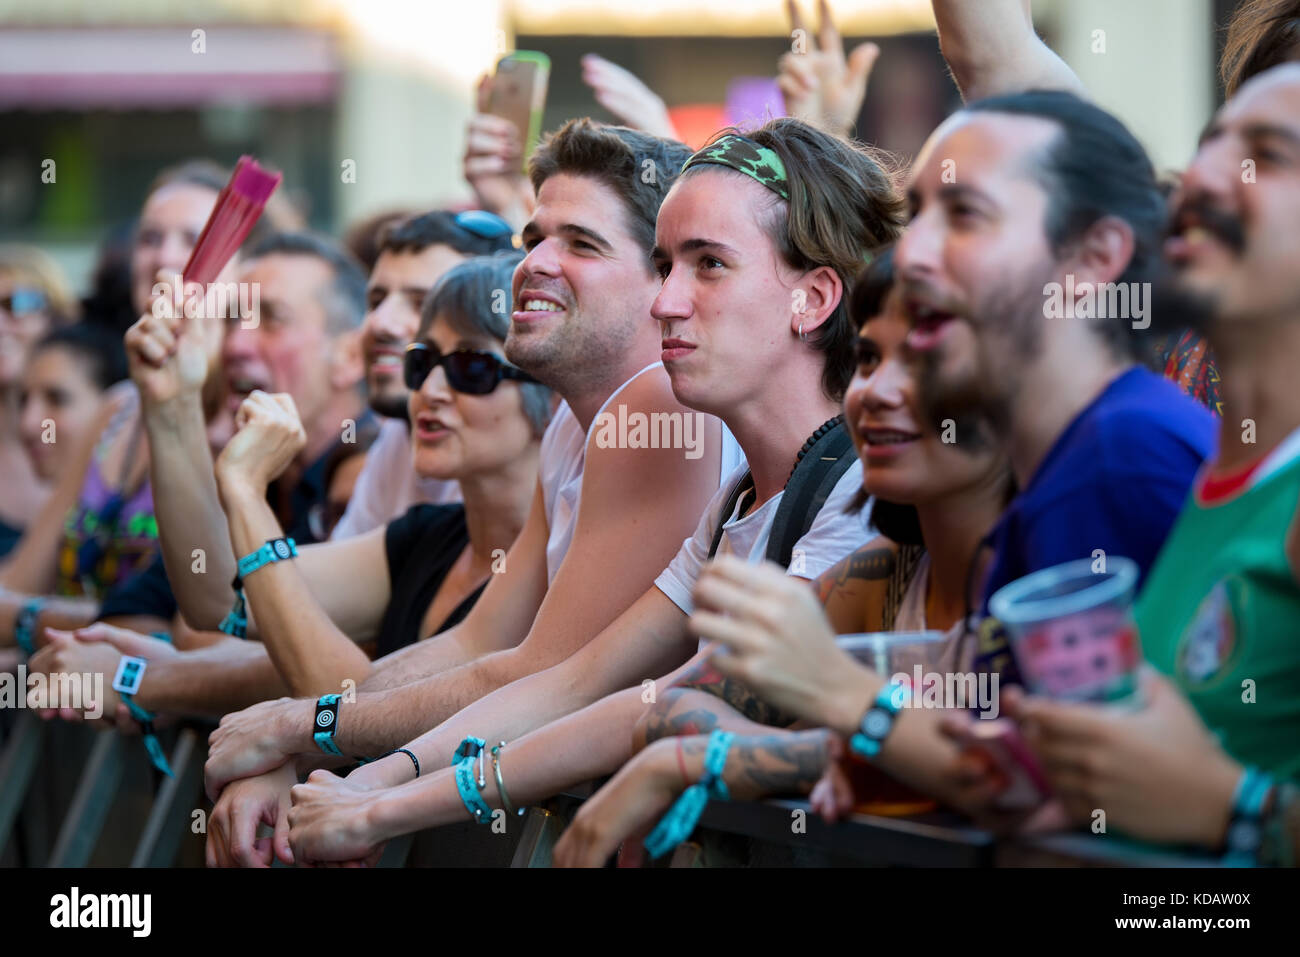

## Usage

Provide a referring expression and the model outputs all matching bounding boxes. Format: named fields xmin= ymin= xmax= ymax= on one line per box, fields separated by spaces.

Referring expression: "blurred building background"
xmin=0 ymin=0 xmax=1236 ymax=292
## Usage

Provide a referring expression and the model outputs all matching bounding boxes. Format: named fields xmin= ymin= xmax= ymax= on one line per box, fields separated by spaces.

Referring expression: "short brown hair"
xmin=682 ymin=119 xmax=905 ymax=401
xmin=528 ymin=119 xmax=693 ymax=272
xmin=1221 ymin=0 xmax=1300 ymax=96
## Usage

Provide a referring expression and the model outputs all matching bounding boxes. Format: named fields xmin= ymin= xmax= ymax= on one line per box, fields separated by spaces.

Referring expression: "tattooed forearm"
xmin=642 ymin=706 xmax=720 ymax=746
xmin=682 ymin=729 xmax=834 ymax=798
xmin=671 ymin=658 xmax=798 ymax=727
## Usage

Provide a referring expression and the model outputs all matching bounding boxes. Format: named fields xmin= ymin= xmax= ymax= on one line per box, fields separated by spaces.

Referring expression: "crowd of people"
xmin=1 ymin=0 xmax=1298 ymax=868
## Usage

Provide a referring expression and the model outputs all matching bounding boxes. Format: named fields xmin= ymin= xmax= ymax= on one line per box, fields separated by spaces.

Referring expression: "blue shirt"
xmin=973 ymin=367 xmax=1217 ymax=678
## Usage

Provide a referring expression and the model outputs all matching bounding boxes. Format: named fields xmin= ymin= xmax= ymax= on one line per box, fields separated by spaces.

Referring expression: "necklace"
xmin=785 ymin=414 xmax=845 ymax=488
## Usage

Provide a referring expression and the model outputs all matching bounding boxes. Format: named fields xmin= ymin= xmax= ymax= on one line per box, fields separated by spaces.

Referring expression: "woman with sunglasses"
xmin=206 ymin=252 xmax=551 ymax=695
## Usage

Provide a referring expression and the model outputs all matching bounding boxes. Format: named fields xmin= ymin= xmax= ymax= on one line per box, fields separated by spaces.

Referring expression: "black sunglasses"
xmin=404 ymin=343 xmax=537 ymax=395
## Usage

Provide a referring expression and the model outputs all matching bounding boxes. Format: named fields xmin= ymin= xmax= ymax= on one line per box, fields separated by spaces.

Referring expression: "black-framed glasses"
xmin=404 ymin=343 xmax=537 ymax=395
xmin=454 ymin=210 xmax=515 ymax=242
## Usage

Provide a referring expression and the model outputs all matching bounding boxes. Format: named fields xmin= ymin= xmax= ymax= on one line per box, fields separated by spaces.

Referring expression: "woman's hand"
xmin=287 ymin=769 xmax=388 ymax=867
xmin=214 ymin=391 xmax=306 ymax=497
xmin=1004 ymin=669 xmax=1242 ymax=847
xmin=580 ymin=54 xmax=678 ymax=140
xmin=553 ymin=738 xmax=684 ymax=867
xmin=688 ymin=556 xmax=878 ymax=733
xmin=207 ymin=763 xmax=300 ymax=868
xmin=778 ymin=0 xmax=880 ymax=137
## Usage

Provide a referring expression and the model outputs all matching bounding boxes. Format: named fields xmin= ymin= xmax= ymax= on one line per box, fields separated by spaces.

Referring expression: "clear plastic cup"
xmin=834 ymin=631 xmax=948 ymax=816
xmin=835 ymin=631 xmax=949 ymax=680
xmin=988 ymin=557 xmax=1142 ymax=704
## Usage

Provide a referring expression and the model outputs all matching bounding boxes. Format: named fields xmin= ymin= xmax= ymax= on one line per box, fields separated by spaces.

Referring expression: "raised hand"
xmin=580 ymin=54 xmax=678 ymax=140
xmin=213 ymin=391 xmax=307 ymax=497
xmin=778 ymin=0 xmax=880 ymax=137
xmin=463 ymin=75 xmax=536 ymax=230
xmin=124 ymin=270 xmax=217 ymax=406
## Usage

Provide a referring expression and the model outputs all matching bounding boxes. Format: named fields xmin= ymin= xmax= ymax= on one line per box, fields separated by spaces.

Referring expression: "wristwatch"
xmin=850 ymin=681 xmax=909 ymax=759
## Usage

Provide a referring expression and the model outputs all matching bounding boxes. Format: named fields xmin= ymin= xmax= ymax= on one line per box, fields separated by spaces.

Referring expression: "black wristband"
xmin=383 ymin=747 xmax=420 ymax=778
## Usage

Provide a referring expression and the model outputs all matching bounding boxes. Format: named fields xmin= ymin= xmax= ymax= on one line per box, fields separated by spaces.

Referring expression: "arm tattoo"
xmin=672 ymin=658 xmax=798 ymax=728
xmin=684 ymin=729 xmax=832 ymax=797
xmin=815 ymin=545 xmax=897 ymax=604
xmin=642 ymin=706 xmax=721 ymax=745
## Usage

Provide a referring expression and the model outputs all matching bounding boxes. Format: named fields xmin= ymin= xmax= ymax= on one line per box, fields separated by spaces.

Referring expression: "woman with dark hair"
xmin=199 ymin=251 xmax=551 ymax=694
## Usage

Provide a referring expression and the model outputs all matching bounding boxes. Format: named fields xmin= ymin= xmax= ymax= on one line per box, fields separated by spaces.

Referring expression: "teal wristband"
xmin=110 ymin=656 xmax=173 ymax=777
xmin=219 ymin=538 xmax=298 ymax=639
xmin=1223 ymin=766 xmax=1274 ymax=867
xmin=453 ymin=736 xmax=493 ymax=823
xmin=313 ymin=693 xmax=343 ymax=756
xmin=850 ymin=681 xmax=909 ymax=760
xmin=643 ymin=730 xmax=735 ymax=859
xmin=14 ymin=597 xmax=44 ymax=657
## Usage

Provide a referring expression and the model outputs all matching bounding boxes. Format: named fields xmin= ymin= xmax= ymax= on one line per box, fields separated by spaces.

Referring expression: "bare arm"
xmin=932 ymin=0 xmax=1086 ymax=101
xmin=360 ymin=481 xmax=552 ymax=692
xmin=361 ymin=373 xmax=722 ymax=696
xmin=217 ymin=479 xmax=383 ymax=696
xmin=132 ymin=637 xmax=290 ymax=718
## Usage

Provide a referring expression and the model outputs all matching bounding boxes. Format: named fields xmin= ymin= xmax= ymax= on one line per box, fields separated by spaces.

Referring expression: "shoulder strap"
xmin=707 ymin=471 xmax=754 ymax=560
xmin=766 ymin=420 xmax=855 ymax=569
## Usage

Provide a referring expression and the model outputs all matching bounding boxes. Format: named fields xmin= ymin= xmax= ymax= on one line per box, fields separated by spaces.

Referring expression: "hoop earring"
xmin=798 ymin=321 xmax=806 ymax=341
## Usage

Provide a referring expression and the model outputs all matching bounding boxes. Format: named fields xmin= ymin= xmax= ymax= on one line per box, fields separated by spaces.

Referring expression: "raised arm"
xmin=213 ymin=392 xmax=387 ymax=695
xmin=126 ymin=293 xmax=239 ymax=629
xmin=932 ymin=0 xmax=1086 ymax=102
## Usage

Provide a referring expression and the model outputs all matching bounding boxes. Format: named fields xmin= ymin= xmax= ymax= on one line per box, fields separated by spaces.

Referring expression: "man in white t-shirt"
xmin=331 ymin=210 xmax=514 ymax=540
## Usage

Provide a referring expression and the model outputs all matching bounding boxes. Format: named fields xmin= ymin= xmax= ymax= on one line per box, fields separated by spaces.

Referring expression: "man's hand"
xmin=206 ymin=762 xmax=298 ymax=868
xmin=124 ymin=270 xmax=212 ymax=406
xmin=287 ymin=769 xmax=388 ymax=867
xmin=205 ymin=696 xmax=307 ymax=801
xmin=552 ymin=737 xmax=682 ymax=867
xmin=689 ymin=556 xmax=872 ymax=732
xmin=580 ymin=54 xmax=678 ymax=140
xmin=213 ymin=391 xmax=307 ymax=498
xmin=463 ymin=75 xmax=536 ymax=229
xmin=778 ymin=0 xmax=879 ymax=137
xmin=1004 ymin=669 xmax=1242 ymax=847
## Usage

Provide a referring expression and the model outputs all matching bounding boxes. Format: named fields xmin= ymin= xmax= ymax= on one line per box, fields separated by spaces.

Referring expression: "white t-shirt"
xmin=330 ymin=417 xmax=461 ymax=541
xmin=656 ymin=459 xmax=873 ymax=619
xmin=540 ymin=361 xmax=745 ymax=583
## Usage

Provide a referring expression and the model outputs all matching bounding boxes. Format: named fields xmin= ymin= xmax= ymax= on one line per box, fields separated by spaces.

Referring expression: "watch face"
xmin=1227 ymin=820 xmax=1260 ymax=852
xmin=863 ymin=708 xmax=891 ymax=739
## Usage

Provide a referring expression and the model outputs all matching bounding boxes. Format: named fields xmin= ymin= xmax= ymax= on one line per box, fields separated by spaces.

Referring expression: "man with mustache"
xmin=895 ymin=89 xmax=1218 ymax=678
xmin=332 ymin=210 xmax=517 ymax=540
xmin=1006 ymin=63 xmax=1300 ymax=863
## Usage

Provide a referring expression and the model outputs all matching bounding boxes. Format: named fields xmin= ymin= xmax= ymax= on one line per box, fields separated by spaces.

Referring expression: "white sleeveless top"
xmin=539 ymin=361 xmax=742 ymax=584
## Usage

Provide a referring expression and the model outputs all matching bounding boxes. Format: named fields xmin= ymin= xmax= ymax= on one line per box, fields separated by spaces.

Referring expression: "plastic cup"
xmin=988 ymin=557 xmax=1142 ymax=704
xmin=834 ymin=631 xmax=947 ymax=816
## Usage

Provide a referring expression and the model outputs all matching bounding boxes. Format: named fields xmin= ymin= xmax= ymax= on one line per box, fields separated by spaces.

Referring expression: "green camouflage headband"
xmin=681 ymin=134 xmax=789 ymax=201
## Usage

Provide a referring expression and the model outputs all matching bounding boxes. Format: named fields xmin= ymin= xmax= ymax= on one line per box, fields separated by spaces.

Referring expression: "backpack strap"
xmin=766 ymin=419 xmax=855 ymax=568
xmin=707 ymin=471 xmax=754 ymax=560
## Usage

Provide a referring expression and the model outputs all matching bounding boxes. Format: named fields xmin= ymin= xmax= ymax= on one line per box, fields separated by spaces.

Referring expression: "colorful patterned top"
xmin=55 ymin=389 xmax=158 ymax=598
